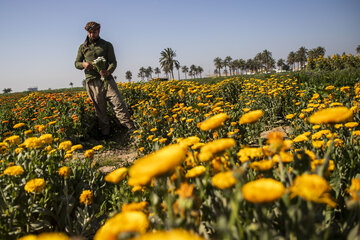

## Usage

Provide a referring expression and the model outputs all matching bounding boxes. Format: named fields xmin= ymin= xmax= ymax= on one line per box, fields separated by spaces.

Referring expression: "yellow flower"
xmin=348 ymin=178 xmax=360 ymax=201
xmin=353 ymin=130 xmax=360 ymax=137
xmin=34 ymin=125 xmax=46 ymax=133
xmin=39 ymin=134 xmax=53 ymax=145
xmin=175 ymin=182 xmax=195 ymax=198
xmin=94 ymin=211 xmax=149 ymax=240
xmin=308 ymin=107 xmax=353 ymax=124
xmin=92 ymin=145 xmax=104 ymax=151
xmin=239 ymin=110 xmax=263 ymax=124
xmin=198 ymin=138 xmax=236 ymax=162
xmin=23 ymin=137 xmax=43 ymax=149
xmin=24 ymin=178 xmax=46 ymax=194
xmin=211 ymin=171 xmax=236 ymax=189
xmin=199 ymin=113 xmax=229 ymax=131
xmin=292 ymin=134 xmax=309 ymax=143
xmin=272 ymin=151 xmax=294 ymax=163
xmin=285 ymin=114 xmax=296 ymax=119
xmin=19 ymin=232 xmax=69 ymax=240
xmin=70 ymin=144 xmax=83 ymax=151
xmin=128 ymin=144 xmax=188 ymax=186
xmin=104 ymin=167 xmax=128 ymax=184
xmin=4 ymin=165 xmax=24 ymax=176
xmin=13 ymin=123 xmax=25 ymax=129
xmin=179 ymin=136 xmax=200 ymax=146
xmin=15 ymin=147 xmax=24 ymax=154
xmin=242 ymin=178 xmax=285 ymax=203
xmin=84 ymin=149 xmax=95 ymax=159
xmin=344 ymin=122 xmax=359 ymax=128
xmin=185 ymin=165 xmax=206 ymax=178
xmin=289 ymin=173 xmax=336 ymax=207
xmin=250 ymin=159 xmax=275 ymax=171
xmin=121 ymin=201 xmax=147 ymax=212
xmin=130 ymin=229 xmax=204 ymax=240
xmin=24 ymin=130 xmax=33 ymax=135
xmin=266 ymin=131 xmax=284 ymax=153
xmin=58 ymin=166 xmax=71 ymax=178
xmin=79 ymin=190 xmax=93 ymax=205
xmin=4 ymin=135 xmax=20 ymax=145
xmin=237 ymin=147 xmax=264 ymax=163
xmin=58 ymin=141 xmax=72 ymax=151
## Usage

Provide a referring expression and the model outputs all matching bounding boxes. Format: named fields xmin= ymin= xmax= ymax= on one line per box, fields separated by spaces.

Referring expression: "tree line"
xmin=124 ymin=45 xmax=360 ymax=81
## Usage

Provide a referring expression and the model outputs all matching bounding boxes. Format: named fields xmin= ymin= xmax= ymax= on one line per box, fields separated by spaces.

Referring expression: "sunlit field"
xmin=1 ymin=67 xmax=360 ymax=239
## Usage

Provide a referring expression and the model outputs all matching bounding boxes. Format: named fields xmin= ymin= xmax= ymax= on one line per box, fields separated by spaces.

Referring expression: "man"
xmin=75 ymin=21 xmax=135 ymax=139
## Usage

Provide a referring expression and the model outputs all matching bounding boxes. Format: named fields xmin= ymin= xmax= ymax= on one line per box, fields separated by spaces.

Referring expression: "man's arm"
xmin=75 ymin=45 xmax=85 ymax=70
xmin=106 ymin=43 xmax=117 ymax=74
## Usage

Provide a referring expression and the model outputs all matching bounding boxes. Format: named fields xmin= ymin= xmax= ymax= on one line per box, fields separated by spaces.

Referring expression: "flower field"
xmin=1 ymin=72 xmax=360 ymax=239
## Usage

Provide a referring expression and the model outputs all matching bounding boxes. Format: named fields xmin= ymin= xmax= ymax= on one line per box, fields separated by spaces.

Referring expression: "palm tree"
xmin=125 ymin=70 xmax=132 ymax=82
xmin=197 ymin=66 xmax=204 ymax=78
xmin=69 ymin=82 xmax=73 ymax=88
xmin=181 ymin=66 xmax=189 ymax=80
xmin=145 ymin=66 xmax=153 ymax=80
xmin=190 ymin=65 xmax=197 ymax=79
xmin=154 ymin=67 xmax=161 ymax=78
xmin=308 ymin=46 xmax=326 ymax=59
xmin=287 ymin=51 xmax=296 ymax=71
xmin=356 ymin=45 xmax=360 ymax=55
xmin=213 ymin=57 xmax=223 ymax=77
xmin=223 ymin=56 xmax=232 ymax=76
xmin=295 ymin=46 xmax=308 ymax=70
xmin=238 ymin=59 xmax=246 ymax=75
xmin=138 ymin=67 xmax=146 ymax=81
xmin=159 ymin=48 xmax=179 ymax=80
xmin=277 ymin=58 xmax=285 ymax=71
xmin=174 ymin=61 xmax=181 ymax=80
xmin=261 ymin=49 xmax=275 ymax=72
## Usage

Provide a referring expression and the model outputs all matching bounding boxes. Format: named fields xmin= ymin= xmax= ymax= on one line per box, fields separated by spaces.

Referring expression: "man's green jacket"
xmin=75 ymin=38 xmax=117 ymax=81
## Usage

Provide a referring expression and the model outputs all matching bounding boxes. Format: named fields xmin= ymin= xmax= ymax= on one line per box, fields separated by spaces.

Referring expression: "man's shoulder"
xmin=99 ymin=38 xmax=113 ymax=47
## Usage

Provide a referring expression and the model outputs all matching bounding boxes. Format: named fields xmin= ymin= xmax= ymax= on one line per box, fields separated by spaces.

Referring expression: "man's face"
xmin=87 ymin=29 xmax=100 ymax=41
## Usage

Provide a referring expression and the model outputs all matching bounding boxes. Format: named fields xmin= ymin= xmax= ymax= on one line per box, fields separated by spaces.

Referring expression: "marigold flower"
xmin=348 ymin=178 xmax=360 ymax=201
xmin=58 ymin=166 xmax=71 ymax=178
xmin=175 ymin=182 xmax=195 ymax=198
xmin=24 ymin=178 xmax=46 ymax=193
xmin=121 ymin=201 xmax=148 ymax=212
xmin=4 ymin=165 xmax=24 ymax=176
xmin=293 ymin=134 xmax=309 ymax=143
xmin=344 ymin=122 xmax=359 ymax=128
xmin=24 ymin=130 xmax=33 ymax=135
xmin=34 ymin=125 xmax=46 ymax=133
xmin=212 ymin=171 xmax=236 ymax=189
xmin=70 ymin=144 xmax=83 ymax=151
xmin=237 ymin=147 xmax=264 ymax=163
xmin=289 ymin=173 xmax=336 ymax=207
xmin=92 ymin=145 xmax=103 ymax=151
xmin=131 ymin=229 xmax=204 ymax=240
xmin=285 ymin=113 xmax=296 ymax=119
xmin=39 ymin=134 xmax=53 ymax=145
xmin=266 ymin=131 xmax=284 ymax=153
xmin=19 ymin=232 xmax=69 ymax=240
xmin=4 ymin=135 xmax=20 ymax=145
xmin=13 ymin=123 xmax=25 ymax=129
xmin=185 ymin=165 xmax=206 ymax=178
xmin=250 ymin=159 xmax=275 ymax=171
xmin=15 ymin=147 xmax=24 ymax=154
xmin=84 ymin=149 xmax=95 ymax=159
xmin=239 ymin=110 xmax=263 ymax=124
xmin=199 ymin=113 xmax=229 ymax=131
xmin=23 ymin=137 xmax=43 ymax=149
xmin=105 ymin=167 xmax=127 ymax=184
xmin=94 ymin=211 xmax=149 ymax=240
xmin=79 ymin=190 xmax=93 ymax=205
xmin=128 ymin=144 xmax=187 ymax=186
xmin=179 ymin=136 xmax=200 ymax=146
xmin=242 ymin=178 xmax=285 ymax=203
xmin=308 ymin=107 xmax=353 ymax=124
xmin=58 ymin=140 xmax=72 ymax=151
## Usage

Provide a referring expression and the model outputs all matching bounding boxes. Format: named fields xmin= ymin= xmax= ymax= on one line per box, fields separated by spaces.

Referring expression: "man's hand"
xmin=82 ymin=62 xmax=93 ymax=70
xmin=100 ymin=70 xmax=110 ymax=78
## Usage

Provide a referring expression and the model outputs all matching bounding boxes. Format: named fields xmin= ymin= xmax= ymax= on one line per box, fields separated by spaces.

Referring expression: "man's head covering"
xmin=85 ymin=21 xmax=101 ymax=32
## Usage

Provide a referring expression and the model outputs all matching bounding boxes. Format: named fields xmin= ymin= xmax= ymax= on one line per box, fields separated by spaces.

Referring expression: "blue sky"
xmin=0 ymin=0 xmax=359 ymax=92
